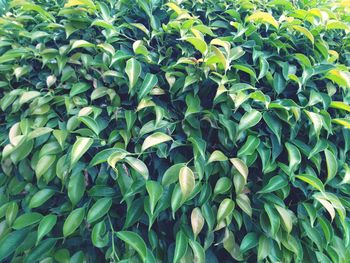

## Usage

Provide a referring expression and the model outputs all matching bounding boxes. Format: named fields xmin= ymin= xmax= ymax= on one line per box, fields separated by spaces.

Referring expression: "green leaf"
xmin=28 ymin=127 xmax=53 ymax=139
xmin=211 ymin=46 xmax=228 ymax=71
xmin=37 ymin=215 xmax=57 ymax=244
xmin=285 ymin=142 xmax=301 ymax=173
xmin=326 ymin=20 xmax=350 ymax=31
xmin=309 ymin=139 xmax=328 ymax=159
xmin=70 ymin=40 xmax=95 ymax=51
xmin=246 ymin=11 xmax=279 ymax=29
xmin=236 ymin=194 xmax=252 ymax=217
xmin=35 ymin=155 xmax=56 ymax=179
xmin=237 ymin=135 xmax=260 ymax=156
xmin=332 ymin=118 xmax=350 ymax=129
xmin=258 ymin=57 xmax=269 ymax=79
xmin=274 ymin=205 xmax=293 ymax=233
xmin=263 ymin=112 xmax=282 ymax=144
xmin=29 ymin=189 xmax=55 ymax=208
xmin=70 ymin=137 xmax=93 ymax=167
xmin=146 ymin=181 xmax=163 ymax=214
xmin=296 ymin=174 xmax=325 ymax=192
xmin=173 ymin=230 xmax=188 ymax=263
xmin=324 ymin=149 xmax=337 ymax=182
xmin=264 ymin=204 xmax=280 ymax=236
xmin=116 ymin=231 xmax=147 ymax=262
xmin=13 ymin=212 xmax=43 ymax=230
xmin=64 ymin=0 xmax=96 ymax=9
xmin=233 ymin=64 xmax=257 ymax=79
xmin=70 ymin=82 xmax=90 ymax=97
xmin=179 ymin=166 xmax=195 ymax=201
xmin=341 ymin=164 xmax=350 ymax=185
xmin=230 ymin=158 xmax=249 ymax=182
xmin=295 ymin=53 xmax=312 ymax=68
xmin=68 ymin=173 xmax=85 ymax=207
xmin=125 ymin=58 xmax=142 ymax=91
xmin=63 ymin=207 xmax=85 ymax=237
xmin=240 ymin=232 xmax=258 ymax=253
xmin=78 ymin=116 xmax=100 ymax=135
xmin=208 ymin=150 xmax=228 ymax=163
xmin=53 ymin=130 xmax=68 ymax=149
xmin=91 ymin=19 xmax=114 ymax=30
xmin=258 ymin=175 xmax=288 ymax=194
xmin=237 ymin=110 xmax=262 ymax=133
xmin=201 ymin=203 xmax=215 ymax=231
xmin=24 ymin=238 xmax=57 ymax=263
xmin=257 ymin=236 xmax=271 ymax=261
xmin=162 ymin=163 xmax=185 ymax=186
xmin=107 ymin=150 xmax=128 ymax=173
xmin=313 ymin=193 xmax=335 ymax=221
xmin=304 ymin=110 xmax=323 ymax=137
xmin=326 ymin=69 xmax=350 ymax=88
xmin=191 ymin=207 xmax=204 ymax=238
xmin=87 ymin=197 xmax=112 ymax=224
xmin=89 ymin=148 xmax=116 ymax=167
xmin=0 ymin=229 xmax=29 ymax=261
xmin=183 ymin=37 xmax=208 ymax=55
xmin=292 ymin=25 xmax=314 ymax=44
xmin=141 ymin=132 xmax=172 ymax=152
xmin=223 ymin=229 xmax=242 ymax=260
xmin=125 ymin=157 xmax=149 ymax=180
xmin=91 ymin=221 xmax=109 ymax=248
xmin=217 ymin=198 xmax=235 ymax=223
xmin=214 ymin=177 xmax=232 ymax=196
xmin=273 ymin=73 xmax=285 ymax=94
xmin=189 ymin=240 xmax=205 ymax=263
xmin=138 ymin=73 xmax=158 ymax=100
xmin=329 ymin=101 xmax=350 ymax=112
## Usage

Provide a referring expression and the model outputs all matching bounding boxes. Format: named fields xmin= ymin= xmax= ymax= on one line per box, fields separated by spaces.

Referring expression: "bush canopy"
xmin=0 ymin=0 xmax=350 ymax=262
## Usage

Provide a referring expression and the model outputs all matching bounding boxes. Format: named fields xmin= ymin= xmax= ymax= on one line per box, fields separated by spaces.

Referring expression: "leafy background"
xmin=0 ymin=0 xmax=350 ymax=262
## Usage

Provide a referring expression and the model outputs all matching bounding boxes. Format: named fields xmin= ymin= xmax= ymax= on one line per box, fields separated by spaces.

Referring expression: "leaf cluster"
xmin=0 ymin=0 xmax=350 ymax=262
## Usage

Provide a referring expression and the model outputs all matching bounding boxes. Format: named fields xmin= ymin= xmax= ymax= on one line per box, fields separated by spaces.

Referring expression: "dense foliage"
xmin=0 ymin=0 xmax=350 ymax=262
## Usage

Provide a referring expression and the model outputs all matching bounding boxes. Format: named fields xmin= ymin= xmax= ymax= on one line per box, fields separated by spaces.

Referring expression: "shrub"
xmin=0 ymin=0 xmax=350 ymax=262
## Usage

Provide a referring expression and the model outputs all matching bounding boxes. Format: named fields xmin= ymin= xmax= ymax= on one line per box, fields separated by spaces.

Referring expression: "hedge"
xmin=0 ymin=0 xmax=350 ymax=262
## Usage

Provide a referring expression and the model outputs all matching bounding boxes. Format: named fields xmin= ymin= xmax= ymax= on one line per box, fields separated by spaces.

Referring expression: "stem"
xmin=186 ymin=157 xmax=194 ymax=166
xmin=108 ymin=215 xmax=120 ymax=261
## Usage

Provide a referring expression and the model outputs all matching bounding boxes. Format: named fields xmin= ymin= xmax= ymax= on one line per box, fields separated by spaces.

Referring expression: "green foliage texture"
xmin=0 ymin=0 xmax=350 ymax=262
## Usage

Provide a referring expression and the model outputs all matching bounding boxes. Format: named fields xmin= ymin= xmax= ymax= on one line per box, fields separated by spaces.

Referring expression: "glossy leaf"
xmin=173 ymin=230 xmax=188 ymax=263
xmin=70 ymin=137 xmax=93 ymax=167
xmin=179 ymin=166 xmax=195 ymax=201
xmin=37 ymin=215 xmax=57 ymax=244
xmin=116 ymin=231 xmax=147 ymax=262
xmin=63 ymin=207 xmax=85 ymax=237
xmin=125 ymin=58 xmax=141 ymax=91
xmin=141 ymin=132 xmax=172 ymax=152
xmin=13 ymin=212 xmax=43 ymax=229
xmin=87 ymin=198 xmax=112 ymax=224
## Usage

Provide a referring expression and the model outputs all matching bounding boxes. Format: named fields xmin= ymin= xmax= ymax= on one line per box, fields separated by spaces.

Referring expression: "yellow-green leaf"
xmin=183 ymin=37 xmax=208 ymax=55
xmin=179 ymin=166 xmax=195 ymax=200
xmin=208 ymin=150 xmax=228 ymax=163
xmin=70 ymin=137 xmax=93 ymax=166
xmin=292 ymin=25 xmax=314 ymax=44
xmin=141 ymin=132 xmax=172 ymax=152
xmin=230 ymin=158 xmax=248 ymax=182
xmin=274 ymin=205 xmax=293 ymax=233
xmin=125 ymin=58 xmax=141 ymax=91
xmin=191 ymin=207 xmax=204 ymax=239
xmin=70 ymin=40 xmax=95 ymax=51
xmin=246 ymin=11 xmax=279 ymax=29
xmin=296 ymin=174 xmax=324 ymax=192
xmin=324 ymin=149 xmax=337 ymax=182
